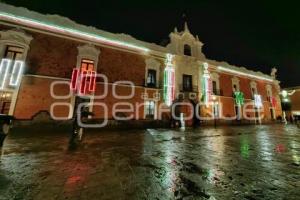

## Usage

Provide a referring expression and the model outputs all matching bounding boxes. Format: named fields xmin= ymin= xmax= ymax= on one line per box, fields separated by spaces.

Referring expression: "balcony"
xmin=212 ymin=89 xmax=223 ymax=96
xmin=180 ymin=84 xmax=198 ymax=93
xmin=143 ymin=79 xmax=159 ymax=89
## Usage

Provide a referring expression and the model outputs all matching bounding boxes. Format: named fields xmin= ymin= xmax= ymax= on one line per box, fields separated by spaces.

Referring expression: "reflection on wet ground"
xmin=0 ymin=124 xmax=299 ymax=199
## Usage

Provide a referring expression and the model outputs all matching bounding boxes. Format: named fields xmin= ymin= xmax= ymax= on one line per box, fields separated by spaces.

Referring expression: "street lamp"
xmin=280 ymin=90 xmax=294 ymax=124
xmin=212 ymin=95 xmax=218 ymax=128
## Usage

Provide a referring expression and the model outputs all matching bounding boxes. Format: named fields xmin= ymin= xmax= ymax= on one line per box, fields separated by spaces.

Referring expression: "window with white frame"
xmin=145 ymin=58 xmax=160 ymax=88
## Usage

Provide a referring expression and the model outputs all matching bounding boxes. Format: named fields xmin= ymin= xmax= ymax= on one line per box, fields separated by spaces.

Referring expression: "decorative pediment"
xmin=145 ymin=58 xmax=161 ymax=69
xmin=77 ymin=44 xmax=100 ymax=61
xmin=232 ymin=76 xmax=240 ymax=83
xmin=250 ymin=81 xmax=257 ymax=88
xmin=0 ymin=29 xmax=33 ymax=47
xmin=211 ymin=72 xmax=220 ymax=79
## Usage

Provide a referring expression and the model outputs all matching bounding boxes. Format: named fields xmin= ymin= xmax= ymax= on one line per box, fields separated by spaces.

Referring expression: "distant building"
xmin=0 ymin=3 xmax=282 ymax=126
xmin=284 ymin=86 xmax=300 ymax=119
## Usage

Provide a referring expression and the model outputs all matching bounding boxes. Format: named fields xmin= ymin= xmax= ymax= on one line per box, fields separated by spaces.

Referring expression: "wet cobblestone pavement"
xmin=0 ymin=124 xmax=300 ymax=200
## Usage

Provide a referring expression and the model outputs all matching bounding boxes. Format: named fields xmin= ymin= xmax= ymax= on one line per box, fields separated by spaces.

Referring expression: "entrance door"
xmin=0 ymin=91 xmax=13 ymax=114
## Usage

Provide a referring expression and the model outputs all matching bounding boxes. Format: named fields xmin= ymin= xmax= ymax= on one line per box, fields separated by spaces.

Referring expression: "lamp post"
xmin=280 ymin=90 xmax=293 ymax=124
xmin=212 ymin=95 xmax=217 ymax=128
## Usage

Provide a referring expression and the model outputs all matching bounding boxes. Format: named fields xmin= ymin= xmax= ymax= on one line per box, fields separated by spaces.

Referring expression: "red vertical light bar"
xmin=171 ymin=70 xmax=175 ymax=101
xmin=271 ymin=97 xmax=277 ymax=108
xmin=70 ymin=68 xmax=79 ymax=91
xmin=89 ymin=71 xmax=96 ymax=92
xmin=79 ymin=71 xmax=87 ymax=95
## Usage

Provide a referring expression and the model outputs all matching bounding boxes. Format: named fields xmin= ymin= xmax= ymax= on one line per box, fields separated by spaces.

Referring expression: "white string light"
xmin=0 ymin=12 xmax=150 ymax=52
xmin=218 ymin=66 xmax=274 ymax=82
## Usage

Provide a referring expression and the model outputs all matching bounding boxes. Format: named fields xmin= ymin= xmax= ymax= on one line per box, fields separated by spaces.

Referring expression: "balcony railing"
xmin=143 ymin=79 xmax=159 ymax=89
xmin=212 ymin=89 xmax=223 ymax=96
xmin=180 ymin=85 xmax=198 ymax=93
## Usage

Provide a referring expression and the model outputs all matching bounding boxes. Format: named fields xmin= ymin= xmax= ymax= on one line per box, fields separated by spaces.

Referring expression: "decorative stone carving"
xmin=77 ymin=44 xmax=100 ymax=63
xmin=76 ymin=44 xmax=100 ymax=70
xmin=166 ymin=22 xmax=204 ymax=59
xmin=0 ymin=28 xmax=33 ymax=48
xmin=231 ymin=76 xmax=240 ymax=91
xmin=271 ymin=68 xmax=277 ymax=79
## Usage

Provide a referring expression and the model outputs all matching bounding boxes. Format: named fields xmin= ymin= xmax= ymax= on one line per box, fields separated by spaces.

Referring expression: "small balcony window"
xmin=146 ymin=69 xmax=156 ymax=87
xmin=183 ymin=74 xmax=192 ymax=91
xmin=81 ymin=59 xmax=94 ymax=72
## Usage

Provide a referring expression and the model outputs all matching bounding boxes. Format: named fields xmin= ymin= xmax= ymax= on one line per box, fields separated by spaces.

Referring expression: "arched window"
xmin=184 ymin=44 xmax=192 ymax=56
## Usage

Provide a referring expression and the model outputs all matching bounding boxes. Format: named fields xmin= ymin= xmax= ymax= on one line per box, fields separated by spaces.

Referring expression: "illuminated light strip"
xmin=79 ymin=71 xmax=87 ymax=95
xmin=89 ymin=71 xmax=96 ymax=92
xmin=70 ymin=68 xmax=79 ymax=91
xmin=9 ymin=60 xmax=24 ymax=86
xmin=0 ymin=12 xmax=150 ymax=52
xmin=218 ymin=66 xmax=274 ymax=82
xmin=163 ymin=54 xmax=175 ymax=106
xmin=202 ymin=63 xmax=211 ymax=105
xmin=0 ymin=59 xmax=12 ymax=89
xmin=254 ymin=94 xmax=263 ymax=108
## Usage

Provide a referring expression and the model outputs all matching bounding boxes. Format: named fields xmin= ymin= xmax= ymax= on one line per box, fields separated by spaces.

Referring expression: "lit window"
xmin=0 ymin=91 xmax=12 ymax=114
xmin=80 ymin=59 xmax=94 ymax=72
xmin=145 ymin=101 xmax=155 ymax=119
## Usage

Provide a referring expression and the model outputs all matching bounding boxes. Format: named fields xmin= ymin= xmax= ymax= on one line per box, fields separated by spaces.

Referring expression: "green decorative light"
xmin=234 ymin=91 xmax=244 ymax=106
xmin=240 ymin=137 xmax=249 ymax=159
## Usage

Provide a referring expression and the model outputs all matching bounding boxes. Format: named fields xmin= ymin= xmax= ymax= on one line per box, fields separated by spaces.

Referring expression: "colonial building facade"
xmin=0 ymin=3 xmax=282 ymax=126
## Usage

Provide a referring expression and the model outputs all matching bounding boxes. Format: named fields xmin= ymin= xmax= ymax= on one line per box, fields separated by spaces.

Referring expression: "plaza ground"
xmin=0 ymin=124 xmax=299 ymax=200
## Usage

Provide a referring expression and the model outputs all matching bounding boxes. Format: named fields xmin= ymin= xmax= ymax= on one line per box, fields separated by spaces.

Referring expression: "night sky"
xmin=2 ymin=0 xmax=300 ymax=88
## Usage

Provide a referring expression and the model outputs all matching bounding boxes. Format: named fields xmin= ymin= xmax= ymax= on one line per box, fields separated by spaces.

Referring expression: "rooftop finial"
xmin=174 ymin=27 xmax=178 ymax=33
xmin=271 ymin=67 xmax=277 ymax=79
xmin=184 ymin=21 xmax=190 ymax=33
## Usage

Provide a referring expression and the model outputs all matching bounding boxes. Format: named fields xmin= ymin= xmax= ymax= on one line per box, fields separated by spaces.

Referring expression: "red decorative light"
xmin=89 ymin=71 xmax=96 ymax=92
xmin=70 ymin=68 xmax=97 ymax=95
xmin=271 ymin=97 xmax=277 ymax=108
xmin=70 ymin=68 xmax=79 ymax=91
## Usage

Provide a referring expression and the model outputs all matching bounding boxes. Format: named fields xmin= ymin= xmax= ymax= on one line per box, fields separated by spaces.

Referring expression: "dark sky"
xmin=2 ymin=0 xmax=300 ymax=87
